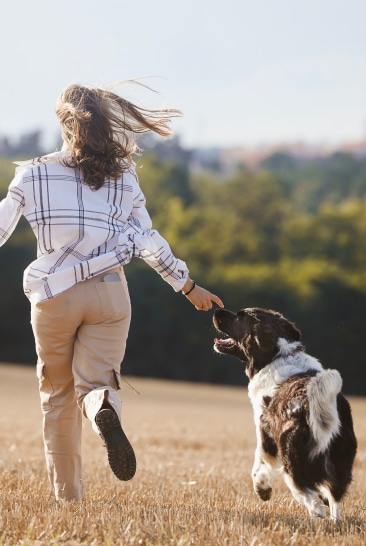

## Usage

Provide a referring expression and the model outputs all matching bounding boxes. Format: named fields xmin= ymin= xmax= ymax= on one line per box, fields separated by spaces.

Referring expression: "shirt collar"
xmin=13 ymin=151 xmax=71 ymax=172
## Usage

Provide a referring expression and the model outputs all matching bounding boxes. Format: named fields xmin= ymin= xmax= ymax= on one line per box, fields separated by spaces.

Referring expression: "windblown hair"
xmin=55 ymin=82 xmax=182 ymax=190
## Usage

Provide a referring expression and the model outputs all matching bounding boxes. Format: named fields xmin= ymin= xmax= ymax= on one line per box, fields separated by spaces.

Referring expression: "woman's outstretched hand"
xmin=182 ymin=279 xmax=224 ymax=311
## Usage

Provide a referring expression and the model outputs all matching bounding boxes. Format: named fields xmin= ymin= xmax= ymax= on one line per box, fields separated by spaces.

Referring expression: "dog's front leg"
xmin=252 ymin=415 xmax=279 ymax=501
xmin=252 ymin=444 xmax=275 ymax=501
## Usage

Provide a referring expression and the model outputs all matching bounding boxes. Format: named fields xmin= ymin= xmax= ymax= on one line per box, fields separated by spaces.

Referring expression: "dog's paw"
xmin=252 ymin=467 xmax=273 ymax=501
xmin=255 ymin=486 xmax=272 ymax=501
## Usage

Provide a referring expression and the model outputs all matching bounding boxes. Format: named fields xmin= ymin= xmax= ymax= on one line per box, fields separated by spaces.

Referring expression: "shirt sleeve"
xmin=119 ymin=170 xmax=189 ymax=292
xmin=0 ymin=172 xmax=25 ymax=247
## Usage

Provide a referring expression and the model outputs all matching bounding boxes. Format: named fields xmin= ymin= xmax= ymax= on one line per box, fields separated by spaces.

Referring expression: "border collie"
xmin=213 ymin=307 xmax=357 ymax=521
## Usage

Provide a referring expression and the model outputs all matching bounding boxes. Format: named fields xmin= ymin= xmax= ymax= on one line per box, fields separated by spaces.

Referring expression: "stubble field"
xmin=0 ymin=363 xmax=365 ymax=545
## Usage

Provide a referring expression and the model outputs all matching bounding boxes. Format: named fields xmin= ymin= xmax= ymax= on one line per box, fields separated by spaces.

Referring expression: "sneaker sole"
xmin=95 ymin=409 xmax=136 ymax=481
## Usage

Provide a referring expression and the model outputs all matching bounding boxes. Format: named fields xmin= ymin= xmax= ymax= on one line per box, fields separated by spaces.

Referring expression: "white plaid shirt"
xmin=0 ymin=151 xmax=189 ymax=303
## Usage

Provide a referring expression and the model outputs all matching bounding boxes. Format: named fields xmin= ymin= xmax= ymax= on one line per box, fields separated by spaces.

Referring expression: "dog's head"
xmin=213 ymin=307 xmax=301 ymax=379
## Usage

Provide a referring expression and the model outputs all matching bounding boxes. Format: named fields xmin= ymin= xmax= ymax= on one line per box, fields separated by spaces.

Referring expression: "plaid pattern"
xmin=0 ymin=151 xmax=188 ymax=302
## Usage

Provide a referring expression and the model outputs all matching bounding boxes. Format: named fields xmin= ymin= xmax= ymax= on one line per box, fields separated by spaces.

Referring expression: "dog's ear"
xmin=284 ymin=320 xmax=301 ymax=342
xmin=252 ymin=322 xmax=276 ymax=353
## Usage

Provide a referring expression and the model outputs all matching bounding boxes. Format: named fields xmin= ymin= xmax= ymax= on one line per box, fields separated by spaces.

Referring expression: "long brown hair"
xmin=55 ymin=82 xmax=182 ymax=190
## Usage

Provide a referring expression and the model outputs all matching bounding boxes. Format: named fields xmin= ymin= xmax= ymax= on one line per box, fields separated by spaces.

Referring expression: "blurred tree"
xmin=0 ymin=130 xmax=45 ymax=158
xmin=1 ymin=145 xmax=366 ymax=394
xmin=137 ymin=154 xmax=195 ymax=214
xmin=260 ymin=151 xmax=366 ymax=212
xmin=0 ymin=158 xmax=16 ymax=194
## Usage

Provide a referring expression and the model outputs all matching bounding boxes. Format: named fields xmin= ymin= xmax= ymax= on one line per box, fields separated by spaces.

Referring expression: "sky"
xmin=1 ymin=0 xmax=365 ymax=150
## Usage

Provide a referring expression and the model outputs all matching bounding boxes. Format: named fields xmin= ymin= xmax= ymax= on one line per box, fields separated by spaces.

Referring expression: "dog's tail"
xmin=307 ymin=369 xmax=342 ymax=458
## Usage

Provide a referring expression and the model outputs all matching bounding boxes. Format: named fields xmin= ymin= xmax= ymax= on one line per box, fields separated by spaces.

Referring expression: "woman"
xmin=0 ymin=83 xmax=223 ymax=501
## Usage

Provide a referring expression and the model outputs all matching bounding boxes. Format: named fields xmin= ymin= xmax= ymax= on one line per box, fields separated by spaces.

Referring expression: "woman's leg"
xmin=71 ymin=269 xmax=135 ymax=480
xmin=31 ymin=291 xmax=83 ymax=501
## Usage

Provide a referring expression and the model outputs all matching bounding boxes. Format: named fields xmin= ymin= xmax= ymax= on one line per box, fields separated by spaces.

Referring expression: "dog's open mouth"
xmin=213 ymin=332 xmax=247 ymax=362
xmin=214 ymin=337 xmax=235 ymax=349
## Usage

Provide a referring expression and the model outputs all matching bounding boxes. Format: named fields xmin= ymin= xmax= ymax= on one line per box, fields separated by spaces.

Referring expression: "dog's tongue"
xmin=214 ymin=337 xmax=234 ymax=346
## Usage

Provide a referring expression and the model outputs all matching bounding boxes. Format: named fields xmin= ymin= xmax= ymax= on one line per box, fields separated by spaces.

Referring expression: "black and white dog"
xmin=213 ymin=307 xmax=357 ymax=521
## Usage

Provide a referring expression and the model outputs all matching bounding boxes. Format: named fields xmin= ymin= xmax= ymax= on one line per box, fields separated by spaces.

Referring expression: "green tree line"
xmin=1 ymin=151 xmax=366 ymax=394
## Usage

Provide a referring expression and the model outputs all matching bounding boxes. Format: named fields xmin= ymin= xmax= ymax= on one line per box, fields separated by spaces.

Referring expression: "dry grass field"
xmin=0 ymin=363 xmax=365 ymax=546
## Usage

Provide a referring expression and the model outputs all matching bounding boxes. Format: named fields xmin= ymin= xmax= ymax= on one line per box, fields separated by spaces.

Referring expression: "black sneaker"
xmin=95 ymin=408 xmax=136 ymax=481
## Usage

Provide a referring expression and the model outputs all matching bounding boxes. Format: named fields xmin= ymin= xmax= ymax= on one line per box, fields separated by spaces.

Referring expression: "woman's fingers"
xmin=195 ymin=294 xmax=224 ymax=311
xmin=211 ymin=294 xmax=224 ymax=308
xmin=186 ymin=284 xmax=224 ymax=311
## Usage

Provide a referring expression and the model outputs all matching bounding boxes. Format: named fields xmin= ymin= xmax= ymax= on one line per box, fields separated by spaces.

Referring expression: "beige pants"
xmin=31 ymin=267 xmax=131 ymax=501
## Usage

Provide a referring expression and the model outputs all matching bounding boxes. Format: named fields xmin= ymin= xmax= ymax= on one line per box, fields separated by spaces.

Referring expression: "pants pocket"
xmin=95 ymin=278 xmax=130 ymax=320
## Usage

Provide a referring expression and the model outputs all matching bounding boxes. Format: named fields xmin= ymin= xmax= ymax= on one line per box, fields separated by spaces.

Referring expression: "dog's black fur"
xmin=213 ymin=307 xmax=357 ymax=520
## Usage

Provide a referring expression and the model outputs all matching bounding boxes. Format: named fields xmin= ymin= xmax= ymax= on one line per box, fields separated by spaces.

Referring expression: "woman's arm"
xmin=0 ymin=173 xmax=24 ymax=247
xmin=122 ymin=171 xmax=224 ymax=309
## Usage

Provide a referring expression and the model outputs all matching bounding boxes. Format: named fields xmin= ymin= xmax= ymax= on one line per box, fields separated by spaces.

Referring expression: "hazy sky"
xmin=1 ymin=0 xmax=365 ymax=149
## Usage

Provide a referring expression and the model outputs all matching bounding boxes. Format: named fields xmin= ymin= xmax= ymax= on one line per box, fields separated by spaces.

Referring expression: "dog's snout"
xmin=213 ymin=308 xmax=229 ymax=320
xmin=213 ymin=308 xmax=238 ymax=331
xmin=213 ymin=308 xmax=232 ymax=330
xmin=213 ymin=308 xmax=223 ymax=324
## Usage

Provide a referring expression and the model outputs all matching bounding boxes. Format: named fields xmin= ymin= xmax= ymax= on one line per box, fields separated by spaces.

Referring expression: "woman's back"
xmin=18 ymin=153 xmax=136 ymax=256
